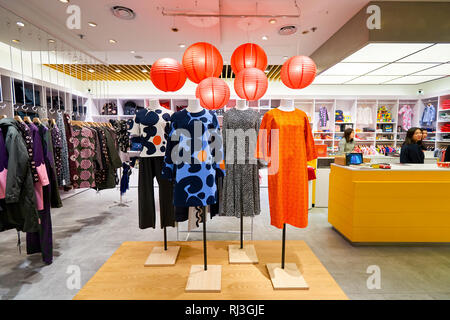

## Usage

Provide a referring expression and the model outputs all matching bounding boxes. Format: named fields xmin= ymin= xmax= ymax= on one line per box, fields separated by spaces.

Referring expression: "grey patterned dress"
xmin=220 ymin=108 xmax=261 ymax=217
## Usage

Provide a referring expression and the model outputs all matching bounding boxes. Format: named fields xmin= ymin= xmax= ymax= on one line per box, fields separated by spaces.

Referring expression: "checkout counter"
xmin=328 ymin=163 xmax=450 ymax=243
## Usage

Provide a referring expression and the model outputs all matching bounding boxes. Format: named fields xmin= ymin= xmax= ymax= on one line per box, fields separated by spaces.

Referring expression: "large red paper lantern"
xmin=182 ymin=42 xmax=223 ymax=84
xmin=150 ymin=58 xmax=186 ymax=92
xmin=231 ymin=43 xmax=268 ymax=74
xmin=234 ymin=67 xmax=268 ymax=101
xmin=280 ymin=55 xmax=317 ymax=89
xmin=196 ymin=77 xmax=230 ymax=110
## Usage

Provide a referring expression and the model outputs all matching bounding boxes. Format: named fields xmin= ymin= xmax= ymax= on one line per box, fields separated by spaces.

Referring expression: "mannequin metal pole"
xmin=240 ymin=211 xmax=244 ymax=249
xmin=281 ymin=224 xmax=286 ymax=269
xmin=203 ymin=207 xmax=207 ymax=271
xmin=163 ymin=226 xmax=167 ymax=251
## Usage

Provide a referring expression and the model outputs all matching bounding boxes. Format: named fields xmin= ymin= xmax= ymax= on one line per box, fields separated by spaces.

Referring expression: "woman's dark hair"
xmin=344 ymin=128 xmax=354 ymax=143
xmin=403 ymin=127 xmax=421 ymax=145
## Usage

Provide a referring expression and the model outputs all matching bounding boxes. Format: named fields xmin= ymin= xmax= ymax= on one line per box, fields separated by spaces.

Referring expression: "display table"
xmin=328 ymin=163 xmax=450 ymax=243
xmin=74 ymin=241 xmax=347 ymax=300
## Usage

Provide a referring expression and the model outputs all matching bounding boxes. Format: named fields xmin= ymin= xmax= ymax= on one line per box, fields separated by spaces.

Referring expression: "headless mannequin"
xmin=147 ymin=99 xmax=160 ymax=110
xmin=236 ymin=99 xmax=249 ymax=111
xmin=186 ymin=99 xmax=204 ymax=113
xmin=278 ymin=99 xmax=295 ymax=112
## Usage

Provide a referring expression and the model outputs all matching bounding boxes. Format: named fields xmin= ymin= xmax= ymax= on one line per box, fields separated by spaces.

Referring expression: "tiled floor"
xmin=0 ymin=187 xmax=449 ymax=300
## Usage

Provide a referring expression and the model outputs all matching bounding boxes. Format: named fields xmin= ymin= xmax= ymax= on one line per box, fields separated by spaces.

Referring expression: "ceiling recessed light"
xmin=88 ymin=69 xmax=95 ymax=73
xmin=16 ymin=21 xmax=25 ymax=27
xmin=130 ymin=50 xmax=135 ymax=54
xmin=262 ymin=35 xmax=268 ymax=40
xmin=269 ymin=19 xmax=277 ymax=24
xmin=109 ymin=39 xmax=117 ymax=44
xmin=179 ymin=43 xmax=186 ymax=48
xmin=88 ymin=22 xmax=97 ymax=27
xmin=48 ymin=39 xmax=55 ymax=43
xmin=59 ymin=0 xmax=69 ymax=3
xmin=12 ymin=39 xmax=20 ymax=43
xmin=283 ymin=56 xmax=288 ymax=60
xmin=141 ymin=69 xmax=148 ymax=73
xmin=115 ymin=69 xmax=121 ymax=73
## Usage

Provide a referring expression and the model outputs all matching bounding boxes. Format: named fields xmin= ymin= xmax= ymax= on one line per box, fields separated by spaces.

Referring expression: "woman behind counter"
xmin=337 ymin=128 xmax=355 ymax=155
xmin=400 ymin=127 xmax=424 ymax=164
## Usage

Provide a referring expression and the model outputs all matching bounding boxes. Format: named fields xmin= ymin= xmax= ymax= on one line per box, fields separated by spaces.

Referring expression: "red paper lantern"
xmin=196 ymin=77 xmax=230 ymax=110
xmin=280 ymin=55 xmax=317 ymax=89
xmin=182 ymin=42 xmax=223 ymax=84
xmin=231 ymin=43 xmax=268 ymax=74
xmin=150 ymin=58 xmax=186 ymax=92
xmin=234 ymin=67 xmax=268 ymax=101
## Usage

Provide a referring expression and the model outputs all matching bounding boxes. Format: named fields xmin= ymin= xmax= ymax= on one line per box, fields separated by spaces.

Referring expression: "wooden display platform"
xmin=228 ymin=244 xmax=259 ymax=264
xmin=74 ymin=240 xmax=347 ymax=300
xmin=144 ymin=246 xmax=180 ymax=267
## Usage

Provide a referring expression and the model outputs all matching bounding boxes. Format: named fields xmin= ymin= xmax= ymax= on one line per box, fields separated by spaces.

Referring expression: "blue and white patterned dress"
xmin=162 ymin=109 xmax=225 ymax=207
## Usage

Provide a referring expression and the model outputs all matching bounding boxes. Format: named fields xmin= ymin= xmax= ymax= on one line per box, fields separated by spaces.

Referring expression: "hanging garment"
xmin=110 ymin=119 xmax=130 ymax=153
xmin=162 ymin=109 xmax=225 ymax=207
xmin=138 ymin=157 xmax=175 ymax=229
xmin=220 ymin=108 xmax=261 ymax=217
xmin=56 ymin=113 xmax=71 ymax=186
xmin=129 ymin=106 xmax=173 ymax=157
xmin=421 ymin=104 xmax=436 ymax=126
xmin=39 ymin=124 xmax=62 ymax=208
xmin=0 ymin=118 xmax=39 ymax=233
xmin=94 ymin=127 xmax=122 ymax=191
xmin=398 ymin=105 xmax=413 ymax=131
xmin=50 ymin=124 xmax=63 ymax=181
xmin=0 ymin=130 xmax=8 ymax=200
xmin=120 ymin=162 xmax=131 ymax=195
xmin=63 ymin=113 xmax=77 ymax=185
xmin=16 ymin=122 xmax=39 ymax=183
xmin=318 ymin=107 xmax=329 ymax=127
xmin=27 ymin=122 xmax=50 ymax=211
xmin=257 ymin=108 xmax=317 ymax=229
xmin=70 ymin=125 xmax=97 ymax=189
xmin=357 ymin=106 xmax=373 ymax=126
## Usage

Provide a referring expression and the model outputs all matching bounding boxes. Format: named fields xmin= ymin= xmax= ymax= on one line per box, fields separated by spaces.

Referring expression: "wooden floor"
xmin=74 ymin=240 xmax=348 ymax=300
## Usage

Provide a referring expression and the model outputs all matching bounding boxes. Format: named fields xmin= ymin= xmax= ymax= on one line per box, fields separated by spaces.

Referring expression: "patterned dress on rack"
xmin=70 ymin=126 xmax=96 ymax=189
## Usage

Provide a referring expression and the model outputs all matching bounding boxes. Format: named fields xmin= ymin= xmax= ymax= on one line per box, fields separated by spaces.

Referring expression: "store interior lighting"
xmin=314 ymin=43 xmax=450 ymax=85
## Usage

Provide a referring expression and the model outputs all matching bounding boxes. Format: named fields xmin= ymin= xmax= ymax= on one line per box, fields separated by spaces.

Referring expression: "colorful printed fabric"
xmin=162 ymin=109 xmax=225 ymax=207
xmin=70 ymin=126 xmax=96 ymax=189
xmin=319 ymin=106 xmax=329 ymax=127
xmin=130 ymin=106 xmax=173 ymax=157
xmin=398 ymin=105 xmax=413 ymax=131
xmin=51 ymin=125 xmax=63 ymax=179
xmin=64 ymin=113 xmax=77 ymax=185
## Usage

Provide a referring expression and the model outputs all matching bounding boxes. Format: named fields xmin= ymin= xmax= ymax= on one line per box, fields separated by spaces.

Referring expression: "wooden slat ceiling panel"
xmin=44 ymin=64 xmax=281 ymax=81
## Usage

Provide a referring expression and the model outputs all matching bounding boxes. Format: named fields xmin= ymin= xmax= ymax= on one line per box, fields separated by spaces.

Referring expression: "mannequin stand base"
xmin=266 ymin=263 xmax=309 ymax=290
xmin=144 ymin=246 xmax=180 ymax=267
xmin=228 ymin=244 xmax=259 ymax=264
xmin=185 ymin=265 xmax=222 ymax=293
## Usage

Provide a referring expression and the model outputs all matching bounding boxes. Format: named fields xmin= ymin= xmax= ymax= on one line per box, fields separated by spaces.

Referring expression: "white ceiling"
xmin=0 ymin=0 xmax=373 ymax=64
xmin=314 ymin=43 xmax=450 ymax=85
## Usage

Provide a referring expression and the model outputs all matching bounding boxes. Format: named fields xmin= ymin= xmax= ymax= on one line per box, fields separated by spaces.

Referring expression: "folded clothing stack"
xmin=441 ymin=99 xmax=450 ymax=110
xmin=440 ymin=123 xmax=450 ymax=132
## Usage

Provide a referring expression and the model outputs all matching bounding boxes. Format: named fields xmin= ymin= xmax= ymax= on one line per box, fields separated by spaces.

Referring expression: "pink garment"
xmin=0 ymin=169 xmax=7 ymax=199
xmin=33 ymin=163 xmax=49 ymax=211
xmin=398 ymin=105 xmax=413 ymax=130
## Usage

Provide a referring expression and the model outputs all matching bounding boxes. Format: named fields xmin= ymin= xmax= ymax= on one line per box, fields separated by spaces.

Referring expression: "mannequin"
xmin=236 ymin=99 xmax=249 ymax=110
xmin=278 ymin=99 xmax=295 ymax=112
xmin=186 ymin=99 xmax=203 ymax=113
xmin=147 ymin=98 xmax=159 ymax=110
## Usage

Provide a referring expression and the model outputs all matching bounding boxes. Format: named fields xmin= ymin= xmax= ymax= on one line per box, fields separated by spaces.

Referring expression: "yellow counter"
xmin=328 ymin=164 xmax=450 ymax=243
